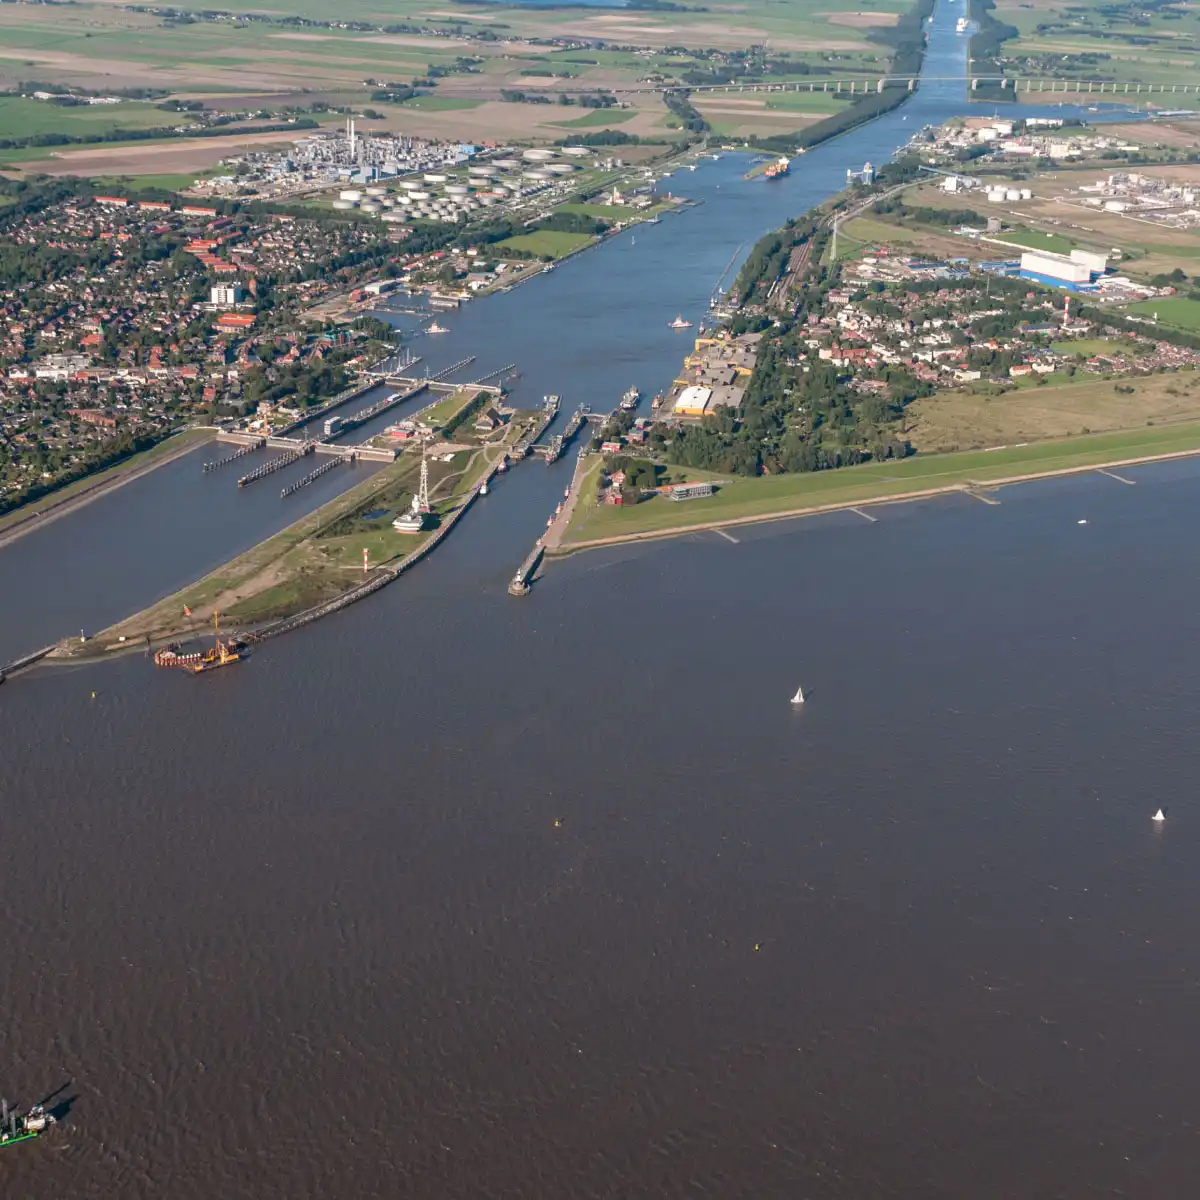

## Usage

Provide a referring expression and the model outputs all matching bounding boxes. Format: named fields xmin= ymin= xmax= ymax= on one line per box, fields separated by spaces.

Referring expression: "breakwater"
xmin=281 ymin=456 xmax=348 ymax=498
xmin=203 ymin=439 xmax=264 ymax=472
xmin=237 ymin=443 xmax=314 ymax=488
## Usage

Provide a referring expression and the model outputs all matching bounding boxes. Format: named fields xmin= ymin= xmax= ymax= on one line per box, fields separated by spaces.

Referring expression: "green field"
xmin=1049 ymin=338 xmax=1129 ymax=356
xmin=552 ymin=109 xmax=636 ymax=129
xmin=555 ymin=202 xmax=636 ymax=221
xmin=1124 ymin=297 xmax=1200 ymax=331
xmin=0 ymin=95 xmax=190 ymax=140
xmin=560 ymin=422 xmax=1200 ymax=546
xmin=400 ymin=96 xmax=483 ymax=112
xmin=497 ymin=229 xmax=594 ymax=259
xmin=992 ymin=228 xmax=1077 ymax=255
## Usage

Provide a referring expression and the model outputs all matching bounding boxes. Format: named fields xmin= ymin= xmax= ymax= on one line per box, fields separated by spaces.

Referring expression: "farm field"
xmin=496 ymin=229 xmax=594 ymax=259
xmin=906 ymin=372 xmax=1200 ymax=452
xmin=1124 ymin=297 xmax=1200 ymax=332
xmin=0 ymin=95 xmax=191 ymax=140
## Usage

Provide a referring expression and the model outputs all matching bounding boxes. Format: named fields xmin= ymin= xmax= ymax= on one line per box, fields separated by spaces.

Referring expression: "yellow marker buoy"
xmin=553 ymin=818 xmax=562 ymax=829
xmin=91 ymin=691 xmax=96 ymax=699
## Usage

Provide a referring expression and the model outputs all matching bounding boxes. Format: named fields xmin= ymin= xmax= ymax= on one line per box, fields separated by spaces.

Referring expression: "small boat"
xmin=791 ymin=686 xmax=805 ymax=705
xmin=426 ymin=321 xmax=449 ymax=334
xmin=668 ymin=315 xmax=693 ymax=330
xmin=480 ymin=480 xmax=489 ymax=496
xmin=1 ymin=1100 xmax=55 ymax=1148
xmin=1153 ymin=808 xmax=1166 ymax=822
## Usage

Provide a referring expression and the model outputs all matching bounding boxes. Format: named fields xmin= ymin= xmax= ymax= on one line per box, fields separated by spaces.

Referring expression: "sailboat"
xmin=791 ymin=686 xmax=805 ymax=705
xmin=1153 ymin=808 xmax=1166 ymax=822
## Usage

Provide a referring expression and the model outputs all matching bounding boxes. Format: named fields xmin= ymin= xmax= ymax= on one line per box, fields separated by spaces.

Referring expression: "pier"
xmin=467 ymin=363 xmax=517 ymax=387
xmin=510 ymin=451 xmax=590 ymax=595
xmin=280 ymin=455 xmax=348 ymax=498
xmin=237 ymin=442 xmax=314 ymax=487
xmin=429 ymin=356 xmax=476 ymax=383
xmin=203 ymin=438 xmax=264 ymax=472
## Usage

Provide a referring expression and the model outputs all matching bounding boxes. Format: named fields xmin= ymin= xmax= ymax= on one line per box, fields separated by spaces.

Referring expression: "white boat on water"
xmin=427 ymin=321 xmax=449 ymax=334
xmin=791 ymin=686 xmax=805 ymax=705
xmin=669 ymin=315 xmax=693 ymax=329
xmin=1153 ymin=808 xmax=1166 ymax=822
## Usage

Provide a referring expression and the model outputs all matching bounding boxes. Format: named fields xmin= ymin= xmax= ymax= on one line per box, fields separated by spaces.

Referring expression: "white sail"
xmin=791 ymin=686 xmax=805 ymax=705
xmin=1153 ymin=808 xmax=1166 ymax=822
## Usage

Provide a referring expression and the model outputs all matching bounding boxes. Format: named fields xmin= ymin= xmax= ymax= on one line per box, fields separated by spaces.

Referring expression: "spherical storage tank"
xmin=332 ymin=199 xmax=356 ymax=210
xmin=339 ymin=189 xmax=363 ymax=202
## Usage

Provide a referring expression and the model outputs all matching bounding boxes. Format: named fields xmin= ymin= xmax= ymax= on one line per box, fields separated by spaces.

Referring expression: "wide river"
xmin=6 ymin=8 xmax=1195 ymax=1197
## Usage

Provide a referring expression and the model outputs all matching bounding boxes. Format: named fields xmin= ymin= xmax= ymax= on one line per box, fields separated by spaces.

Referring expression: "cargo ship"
xmin=620 ymin=385 xmax=641 ymax=411
xmin=1 ymin=1099 xmax=55 ymax=1149
xmin=764 ymin=156 xmax=790 ymax=180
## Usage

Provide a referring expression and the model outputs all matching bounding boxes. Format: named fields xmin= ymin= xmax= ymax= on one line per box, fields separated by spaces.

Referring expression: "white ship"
xmin=668 ymin=315 xmax=693 ymax=329
xmin=426 ymin=321 xmax=449 ymax=334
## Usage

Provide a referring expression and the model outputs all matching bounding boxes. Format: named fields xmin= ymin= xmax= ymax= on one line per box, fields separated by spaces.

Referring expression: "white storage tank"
xmin=409 ymin=190 xmax=430 ymax=201
xmin=424 ymin=173 xmax=447 ymax=184
xmin=561 ymin=146 xmax=591 ymax=157
xmin=987 ymin=189 xmax=1005 ymax=203
xmin=1019 ymin=188 xmax=1033 ymax=200
xmin=523 ymin=170 xmax=549 ymax=181
xmin=339 ymin=189 xmax=363 ymax=202
xmin=365 ymin=186 xmax=387 ymax=197
xmin=445 ymin=184 xmax=469 ymax=196
xmin=492 ymin=158 xmax=520 ymax=169
xmin=382 ymin=211 xmax=408 ymax=223
xmin=399 ymin=180 xmax=422 ymax=191
xmin=523 ymin=148 xmax=555 ymax=161
xmin=332 ymin=199 xmax=356 ymax=210
xmin=1005 ymin=189 xmax=1021 ymax=201
xmin=360 ymin=201 xmax=381 ymax=213
xmin=468 ymin=166 xmax=494 ymax=178
xmin=545 ymin=163 xmax=576 ymax=175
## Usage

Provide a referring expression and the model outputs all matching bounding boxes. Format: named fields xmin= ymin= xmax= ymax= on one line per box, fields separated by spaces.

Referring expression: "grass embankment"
xmin=88 ymin=431 xmax=515 ymax=648
xmin=0 ymin=428 xmax=213 ymax=542
xmin=558 ymin=421 xmax=1200 ymax=548
xmin=496 ymin=230 xmax=594 ymax=259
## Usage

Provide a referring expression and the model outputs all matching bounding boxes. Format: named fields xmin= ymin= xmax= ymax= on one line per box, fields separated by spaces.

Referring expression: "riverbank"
xmin=0 ymin=428 xmax=214 ymax=550
xmin=554 ymin=421 xmax=1200 ymax=553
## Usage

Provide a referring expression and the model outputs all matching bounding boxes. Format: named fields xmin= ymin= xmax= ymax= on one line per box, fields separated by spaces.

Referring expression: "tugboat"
xmin=620 ymin=385 xmax=640 ymax=410
xmin=1 ymin=1098 xmax=55 ymax=1148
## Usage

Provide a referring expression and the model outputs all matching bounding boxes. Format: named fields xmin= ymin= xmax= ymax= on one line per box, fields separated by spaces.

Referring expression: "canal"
xmin=0 ymin=6 xmax=1134 ymax=662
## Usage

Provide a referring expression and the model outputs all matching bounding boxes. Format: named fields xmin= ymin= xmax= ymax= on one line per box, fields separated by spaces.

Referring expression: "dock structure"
xmin=322 ymin=382 xmax=426 ymax=440
xmin=429 ymin=355 xmax=476 ymax=382
xmin=280 ymin=455 xmax=349 ymax=498
xmin=510 ymin=450 xmax=590 ymax=595
xmin=216 ymin=431 xmax=395 ymax=463
xmin=467 ymin=363 xmax=517 ymax=387
xmin=203 ymin=438 xmax=264 ymax=472
xmin=237 ymin=442 xmax=314 ymax=487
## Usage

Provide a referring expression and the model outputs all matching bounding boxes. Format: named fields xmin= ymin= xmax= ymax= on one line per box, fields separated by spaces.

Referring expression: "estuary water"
xmin=5 ymin=6 xmax=1196 ymax=1196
